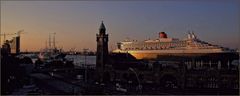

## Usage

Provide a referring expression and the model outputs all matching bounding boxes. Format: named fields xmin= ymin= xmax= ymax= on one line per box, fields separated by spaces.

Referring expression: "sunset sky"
xmin=1 ymin=1 xmax=239 ymax=52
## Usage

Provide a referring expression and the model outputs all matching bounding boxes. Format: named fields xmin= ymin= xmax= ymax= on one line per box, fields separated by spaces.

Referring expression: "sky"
xmin=1 ymin=0 xmax=240 ymax=52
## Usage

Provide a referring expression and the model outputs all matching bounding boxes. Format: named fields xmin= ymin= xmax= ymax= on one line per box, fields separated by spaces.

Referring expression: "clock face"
xmin=98 ymin=37 xmax=108 ymax=42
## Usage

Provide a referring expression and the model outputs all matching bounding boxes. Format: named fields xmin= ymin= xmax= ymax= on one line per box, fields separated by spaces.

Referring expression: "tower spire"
xmin=99 ymin=21 xmax=106 ymax=33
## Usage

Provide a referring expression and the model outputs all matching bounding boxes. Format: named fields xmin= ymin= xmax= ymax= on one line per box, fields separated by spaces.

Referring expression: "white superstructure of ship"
xmin=113 ymin=32 xmax=238 ymax=60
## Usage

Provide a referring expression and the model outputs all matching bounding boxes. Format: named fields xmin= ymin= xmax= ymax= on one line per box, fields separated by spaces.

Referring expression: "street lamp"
xmin=83 ymin=48 xmax=89 ymax=82
xmin=129 ymin=67 xmax=142 ymax=94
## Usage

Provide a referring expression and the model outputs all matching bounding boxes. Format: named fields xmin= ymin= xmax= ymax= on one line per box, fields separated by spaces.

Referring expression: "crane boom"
xmin=0 ymin=30 xmax=24 ymax=43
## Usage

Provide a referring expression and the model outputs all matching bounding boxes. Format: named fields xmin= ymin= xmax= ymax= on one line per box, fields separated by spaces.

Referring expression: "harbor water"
xmin=65 ymin=55 xmax=96 ymax=66
xmin=21 ymin=54 xmax=96 ymax=67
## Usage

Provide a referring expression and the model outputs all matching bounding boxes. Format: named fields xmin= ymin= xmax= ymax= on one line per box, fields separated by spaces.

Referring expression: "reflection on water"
xmin=65 ymin=55 xmax=96 ymax=66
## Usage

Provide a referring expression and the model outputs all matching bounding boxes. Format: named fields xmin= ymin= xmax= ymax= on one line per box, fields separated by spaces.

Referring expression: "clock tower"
xmin=96 ymin=21 xmax=109 ymax=81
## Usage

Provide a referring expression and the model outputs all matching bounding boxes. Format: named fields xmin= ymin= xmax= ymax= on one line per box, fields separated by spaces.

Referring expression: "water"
xmin=65 ymin=55 xmax=96 ymax=66
xmin=20 ymin=54 xmax=96 ymax=67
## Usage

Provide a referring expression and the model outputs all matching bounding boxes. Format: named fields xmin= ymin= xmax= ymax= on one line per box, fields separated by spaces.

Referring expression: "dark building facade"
xmin=1 ymin=40 xmax=28 ymax=95
xmin=106 ymin=53 xmax=239 ymax=94
xmin=96 ymin=21 xmax=109 ymax=82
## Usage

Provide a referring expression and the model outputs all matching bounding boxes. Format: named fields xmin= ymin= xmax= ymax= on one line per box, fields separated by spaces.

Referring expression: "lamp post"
xmin=129 ymin=67 xmax=142 ymax=94
xmin=0 ymin=31 xmax=1 ymax=62
xmin=83 ymin=48 xmax=89 ymax=82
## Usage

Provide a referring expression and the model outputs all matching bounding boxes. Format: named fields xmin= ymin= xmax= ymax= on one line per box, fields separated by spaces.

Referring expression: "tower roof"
xmin=99 ymin=21 xmax=106 ymax=30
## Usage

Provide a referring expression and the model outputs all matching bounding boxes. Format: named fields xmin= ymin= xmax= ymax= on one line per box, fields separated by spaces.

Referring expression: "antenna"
xmin=53 ymin=32 xmax=56 ymax=49
xmin=191 ymin=30 xmax=197 ymax=39
xmin=45 ymin=40 xmax=48 ymax=49
xmin=49 ymin=33 xmax=51 ymax=49
xmin=101 ymin=17 xmax=104 ymax=23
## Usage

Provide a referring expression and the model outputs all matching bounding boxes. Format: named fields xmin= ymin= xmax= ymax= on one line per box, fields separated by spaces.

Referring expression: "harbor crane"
xmin=0 ymin=33 xmax=16 ymax=43
xmin=0 ymin=30 xmax=25 ymax=45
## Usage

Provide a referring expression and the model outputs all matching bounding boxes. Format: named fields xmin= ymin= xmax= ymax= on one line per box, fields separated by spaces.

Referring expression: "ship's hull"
xmin=113 ymin=50 xmax=239 ymax=61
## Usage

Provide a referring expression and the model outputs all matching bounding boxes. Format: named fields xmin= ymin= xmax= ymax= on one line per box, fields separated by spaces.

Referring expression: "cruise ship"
xmin=113 ymin=32 xmax=239 ymax=61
